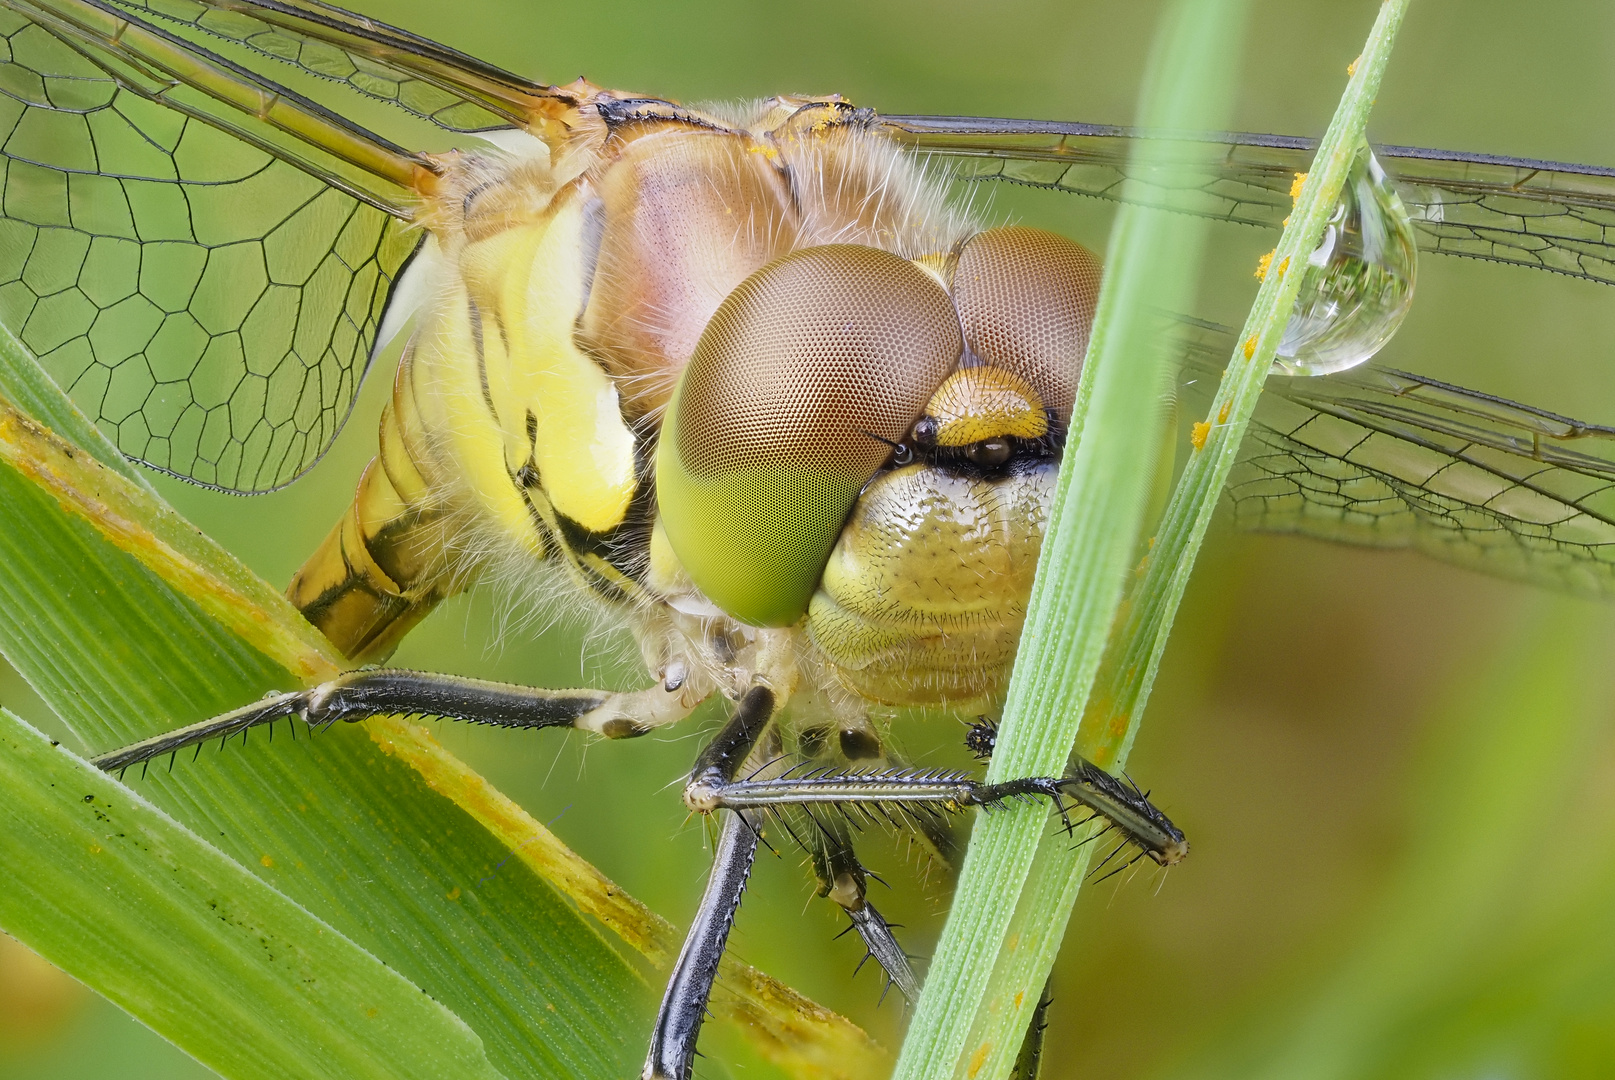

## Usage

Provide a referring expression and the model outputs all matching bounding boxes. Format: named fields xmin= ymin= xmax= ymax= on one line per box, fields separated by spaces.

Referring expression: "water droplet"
xmin=1274 ymin=145 xmax=1417 ymax=376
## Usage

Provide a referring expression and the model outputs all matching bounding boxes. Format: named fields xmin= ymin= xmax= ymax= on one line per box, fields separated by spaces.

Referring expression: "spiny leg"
xmin=91 ymin=667 xmax=702 ymax=774
xmin=1009 ymin=978 xmax=1054 ymax=1080
xmin=643 ymin=807 xmax=760 ymax=1080
xmin=643 ymin=685 xmax=776 ymax=1080
xmin=963 ymin=718 xmax=1190 ymax=868
xmin=806 ymin=809 xmax=920 ymax=1002
xmin=685 ymin=761 xmax=1188 ymax=868
xmin=796 ymin=723 xmax=963 ymax=873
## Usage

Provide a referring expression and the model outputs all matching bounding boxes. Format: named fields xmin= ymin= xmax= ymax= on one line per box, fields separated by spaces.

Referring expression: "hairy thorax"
xmin=291 ymin=89 xmax=1094 ymax=729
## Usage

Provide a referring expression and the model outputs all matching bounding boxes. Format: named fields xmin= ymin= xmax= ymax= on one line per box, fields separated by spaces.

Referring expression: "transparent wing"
xmin=0 ymin=0 xmax=445 ymax=491
xmin=105 ymin=0 xmax=580 ymax=135
xmin=883 ymin=116 xmax=1615 ymax=289
xmin=1174 ymin=318 xmax=1615 ymax=598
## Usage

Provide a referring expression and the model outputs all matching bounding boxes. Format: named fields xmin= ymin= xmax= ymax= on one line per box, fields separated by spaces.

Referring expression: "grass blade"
xmin=0 ymin=705 xmax=506 ymax=1080
xmin=1081 ymin=0 xmax=1413 ymax=772
xmin=892 ymin=3 xmax=1249 ymax=1078
xmin=895 ymin=3 xmax=1414 ymax=1078
xmin=978 ymin=5 xmax=1413 ymax=1075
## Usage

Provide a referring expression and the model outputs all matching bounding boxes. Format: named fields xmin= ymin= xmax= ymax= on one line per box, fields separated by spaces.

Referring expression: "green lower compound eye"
xmin=656 ymin=244 xmax=962 ymax=627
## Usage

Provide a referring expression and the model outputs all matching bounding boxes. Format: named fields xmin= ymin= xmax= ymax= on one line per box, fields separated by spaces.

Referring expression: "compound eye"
xmin=952 ymin=226 xmax=1101 ymax=421
xmin=656 ymin=244 xmax=961 ymax=626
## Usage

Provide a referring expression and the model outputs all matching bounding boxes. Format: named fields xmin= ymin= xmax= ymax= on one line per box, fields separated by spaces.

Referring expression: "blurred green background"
xmin=6 ymin=1 xmax=1615 ymax=1077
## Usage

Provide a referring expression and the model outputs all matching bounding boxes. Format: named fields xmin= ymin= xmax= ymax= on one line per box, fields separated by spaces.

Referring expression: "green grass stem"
xmin=893 ymin=3 xmax=1412 ymax=1078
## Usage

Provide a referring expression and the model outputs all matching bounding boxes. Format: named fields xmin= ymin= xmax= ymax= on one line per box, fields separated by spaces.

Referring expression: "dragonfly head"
xmin=653 ymin=228 xmax=1099 ymax=692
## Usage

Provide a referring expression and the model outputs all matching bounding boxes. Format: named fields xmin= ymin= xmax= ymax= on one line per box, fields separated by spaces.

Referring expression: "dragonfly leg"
xmin=683 ymin=753 xmax=1190 ymax=869
xmin=644 ymin=686 xmax=777 ymax=1080
xmin=643 ymin=807 xmax=760 ymax=1080
xmin=1009 ymin=978 xmax=1055 ymax=1080
xmin=808 ymin=817 xmax=921 ymax=1002
xmin=91 ymin=667 xmax=704 ymax=774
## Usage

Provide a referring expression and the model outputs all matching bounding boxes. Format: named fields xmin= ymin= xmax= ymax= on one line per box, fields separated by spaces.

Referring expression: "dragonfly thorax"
xmin=294 ymin=92 xmax=1099 ymax=718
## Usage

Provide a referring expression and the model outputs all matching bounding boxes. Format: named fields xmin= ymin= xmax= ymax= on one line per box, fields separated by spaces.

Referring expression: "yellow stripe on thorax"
xmin=424 ymin=186 xmax=638 ymax=551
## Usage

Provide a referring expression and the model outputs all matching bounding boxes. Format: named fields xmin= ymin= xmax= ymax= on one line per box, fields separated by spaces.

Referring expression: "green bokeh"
xmin=6 ymin=2 xmax=1615 ymax=1078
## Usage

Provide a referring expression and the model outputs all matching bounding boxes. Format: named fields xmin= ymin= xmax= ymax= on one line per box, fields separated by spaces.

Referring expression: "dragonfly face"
xmin=9 ymin=1 xmax=1615 ymax=1077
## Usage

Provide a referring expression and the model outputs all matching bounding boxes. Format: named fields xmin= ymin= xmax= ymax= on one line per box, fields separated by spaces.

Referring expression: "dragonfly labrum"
xmin=2 ymin=2 xmax=1615 ymax=1079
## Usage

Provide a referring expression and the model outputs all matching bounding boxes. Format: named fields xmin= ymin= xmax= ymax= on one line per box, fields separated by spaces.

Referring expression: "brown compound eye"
xmin=952 ymin=226 xmax=1102 ymax=422
xmin=656 ymin=244 xmax=962 ymax=627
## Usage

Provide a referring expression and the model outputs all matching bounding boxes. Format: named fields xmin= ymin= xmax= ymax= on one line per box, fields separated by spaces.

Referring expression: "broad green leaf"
xmin=0 ymin=705 xmax=504 ymax=1080
xmin=0 ymin=321 xmax=884 ymax=1078
xmin=0 ymin=394 xmax=647 ymax=1078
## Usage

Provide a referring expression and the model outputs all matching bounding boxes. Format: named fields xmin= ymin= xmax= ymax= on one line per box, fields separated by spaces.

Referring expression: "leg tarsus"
xmin=846 ymin=901 xmax=920 ymax=1003
xmin=807 ymin=817 xmax=922 ymax=1002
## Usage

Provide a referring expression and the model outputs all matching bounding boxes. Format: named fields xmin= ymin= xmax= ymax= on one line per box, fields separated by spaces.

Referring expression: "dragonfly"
xmin=4 ymin=1 xmax=1615 ymax=1078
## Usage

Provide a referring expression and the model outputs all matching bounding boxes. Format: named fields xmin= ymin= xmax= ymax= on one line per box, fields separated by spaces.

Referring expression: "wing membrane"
xmin=109 ymin=0 xmax=579 ymax=134
xmin=883 ymin=116 xmax=1615 ymax=289
xmin=0 ymin=0 xmax=430 ymax=491
xmin=1175 ymin=318 xmax=1615 ymax=598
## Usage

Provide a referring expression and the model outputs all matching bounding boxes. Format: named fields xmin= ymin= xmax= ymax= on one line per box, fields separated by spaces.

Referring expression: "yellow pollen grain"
xmin=1255 ymin=250 xmax=1274 ymax=281
xmin=260 ymin=854 xmax=274 ymax=868
xmin=1243 ymin=335 xmax=1257 ymax=360
xmin=1191 ymin=421 xmax=1211 ymax=450
xmin=1347 ymin=55 xmax=1360 ymax=76
xmin=1289 ymin=172 xmax=1308 ymax=202
xmin=1218 ymin=401 xmax=1231 ymax=424
xmin=1014 ymin=991 xmax=1025 ymax=1010
xmin=1278 ymin=255 xmax=1290 ymax=277
xmin=968 ymin=1042 xmax=993 ymax=1078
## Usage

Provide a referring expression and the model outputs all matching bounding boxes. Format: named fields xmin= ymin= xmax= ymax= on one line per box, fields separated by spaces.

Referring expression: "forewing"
xmin=0 ymin=0 xmax=437 ymax=491
xmin=1175 ymin=319 xmax=1615 ymax=598
xmin=107 ymin=0 xmax=574 ymax=134
xmin=883 ymin=116 xmax=1615 ymax=289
